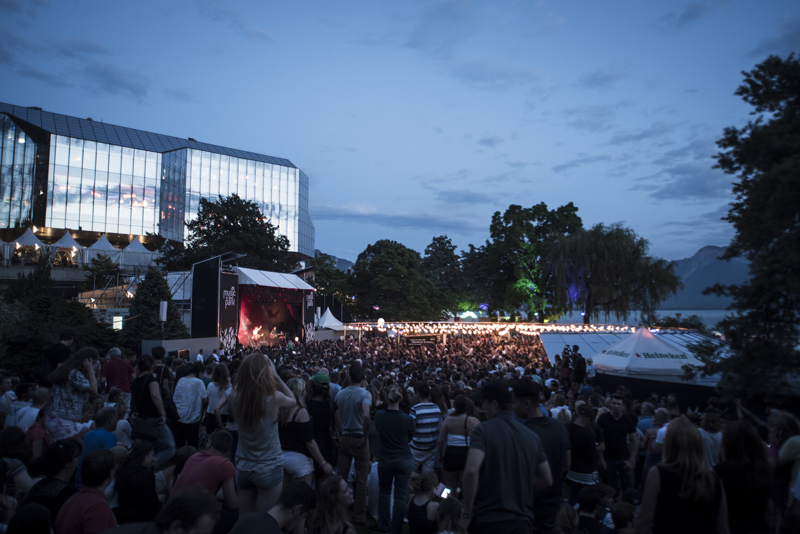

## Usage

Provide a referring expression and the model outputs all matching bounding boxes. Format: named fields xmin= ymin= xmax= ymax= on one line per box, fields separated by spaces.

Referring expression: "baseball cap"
xmin=310 ymin=372 xmax=330 ymax=388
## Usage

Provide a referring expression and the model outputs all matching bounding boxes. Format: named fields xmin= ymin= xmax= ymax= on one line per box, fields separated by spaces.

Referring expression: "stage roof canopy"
xmin=236 ymin=267 xmax=315 ymax=291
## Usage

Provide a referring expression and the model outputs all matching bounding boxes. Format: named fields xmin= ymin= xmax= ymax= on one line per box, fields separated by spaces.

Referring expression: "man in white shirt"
xmin=173 ymin=362 xmax=209 ymax=448
xmin=196 ymin=349 xmax=205 ymax=363
xmin=4 ymin=383 xmax=37 ymax=429
xmin=586 ymin=358 xmax=596 ymax=386
xmin=12 ymin=387 xmax=49 ymax=432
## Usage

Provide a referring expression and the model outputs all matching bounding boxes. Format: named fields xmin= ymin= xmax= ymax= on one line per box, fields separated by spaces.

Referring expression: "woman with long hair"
xmin=226 ymin=353 xmax=296 ymax=514
xmin=25 ymin=439 xmax=82 ymax=525
xmin=714 ymin=420 xmax=770 ymax=534
xmin=278 ymin=378 xmax=333 ymax=486
xmin=635 ymin=417 xmax=730 ymax=534
xmin=306 ymin=372 xmax=338 ymax=484
xmin=306 ymin=474 xmax=355 ymax=534
xmin=205 ymin=363 xmax=230 ymax=435
xmin=114 ymin=441 xmax=162 ymax=523
xmin=46 ymin=347 xmax=98 ymax=440
xmin=375 ymin=384 xmax=416 ymax=534
xmin=436 ymin=394 xmax=479 ymax=492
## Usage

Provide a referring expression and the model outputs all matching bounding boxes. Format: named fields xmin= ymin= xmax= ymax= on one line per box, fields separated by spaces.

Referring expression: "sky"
xmin=2 ymin=0 xmax=798 ymax=263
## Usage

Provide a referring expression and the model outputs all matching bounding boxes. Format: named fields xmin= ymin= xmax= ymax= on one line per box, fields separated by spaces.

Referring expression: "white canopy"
xmin=124 ymin=237 xmax=149 ymax=253
xmin=121 ymin=237 xmax=156 ymax=269
xmin=49 ymin=231 xmax=84 ymax=250
xmin=86 ymin=234 xmax=121 ymax=263
xmin=318 ymin=308 xmax=344 ymax=330
xmin=236 ymin=267 xmax=315 ymax=291
xmin=590 ymin=327 xmax=718 ymax=385
xmin=12 ymin=228 xmax=44 ymax=248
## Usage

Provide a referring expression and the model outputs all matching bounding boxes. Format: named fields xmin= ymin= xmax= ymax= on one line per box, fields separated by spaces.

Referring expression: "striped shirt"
xmin=410 ymin=402 xmax=442 ymax=451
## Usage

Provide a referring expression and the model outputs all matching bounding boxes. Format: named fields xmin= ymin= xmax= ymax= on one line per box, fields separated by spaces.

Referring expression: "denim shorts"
xmin=236 ymin=463 xmax=284 ymax=491
xmin=283 ymin=451 xmax=314 ymax=478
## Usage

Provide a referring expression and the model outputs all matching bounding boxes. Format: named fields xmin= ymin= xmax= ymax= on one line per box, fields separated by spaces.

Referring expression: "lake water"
xmin=556 ymin=309 xmax=731 ymax=329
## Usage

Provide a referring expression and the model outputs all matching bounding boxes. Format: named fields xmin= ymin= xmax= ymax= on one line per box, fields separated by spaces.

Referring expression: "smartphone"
xmin=435 ymin=483 xmax=451 ymax=499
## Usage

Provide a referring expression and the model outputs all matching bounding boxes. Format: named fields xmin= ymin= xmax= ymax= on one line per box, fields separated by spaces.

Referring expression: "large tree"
xmin=420 ymin=235 xmax=466 ymax=316
xmin=123 ymin=266 xmax=189 ymax=351
xmin=550 ymin=223 xmax=682 ymax=324
xmin=348 ymin=240 xmax=439 ymax=321
xmin=158 ymin=194 xmax=297 ymax=272
xmin=306 ymin=252 xmax=356 ymax=313
xmin=698 ymin=54 xmax=800 ymax=395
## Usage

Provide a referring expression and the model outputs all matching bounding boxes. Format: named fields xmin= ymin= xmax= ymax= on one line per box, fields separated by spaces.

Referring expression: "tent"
xmin=11 ymin=228 xmax=44 ymax=249
xmin=47 ymin=231 xmax=85 ymax=265
xmin=8 ymin=228 xmax=45 ymax=265
xmin=86 ymin=234 xmax=121 ymax=263
xmin=121 ymin=237 xmax=156 ymax=269
xmin=318 ymin=308 xmax=344 ymax=330
xmin=0 ymin=238 xmax=8 ymax=265
xmin=590 ymin=327 xmax=719 ymax=385
xmin=236 ymin=267 xmax=315 ymax=290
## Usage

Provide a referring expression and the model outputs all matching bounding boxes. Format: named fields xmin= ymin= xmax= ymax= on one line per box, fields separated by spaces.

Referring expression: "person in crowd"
xmin=374 ymin=383 xmax=415 ymax=534
xmin=55 ymin=448 xmax=118 ymax=534
xmin=75 ymin=407 xmax=118 ymax=487
xmin=25 ymin=406 xmax=51 ymax=461
xmin=335 ymin=364 xmax=372 ymax=525
xmin=577 ymin=487 xmax=613 ymax=534
xmin=579 ymin=378 xmax=594 ymax=399
xmin=152 ymin=347 xmax=174 ymax=403
xmin=102 ymin=486 xmax=219 ymax=534
xmin=278 ymin=378 xmax=333 ymax=486
xmin=513 ymin=379 xmax=570 ymax=534
xmin=698 ymin=407 xmax=724 ymax=469
xmin=114 ymin=441 xmax=162 ymax=523
xmin=305 ymin=372 xmax=338 ymax=484
xmin=113 ymin=402 xmax=133 ymax=450
xmin=131 ymin=355 xmax=176 ymax=467
xmin=549 ymin=394 xmax=571 ymax=420
xmin=3 ymin=383 xmax=36 ymax=429
xmin=0 ymin=376 xmax=13 ymax=429
xmin=7 ymin=502 xmax=50 ymax=534
xmin=566 ymin=403 xmax=604 ymax=504
xmin=597 ymin=394 xmax=638 ymax=491
xmin=409 ymin=382 xmax=443 ymax=474
xmin=24 ymin=439 xmax=81 ymax=526
xmin=1 ymin=426 xmax=35 ymax=499
xmin=46 ymin=347 xmax=99 ymax=440
xmin=172 ymin=362 xmax=208 ymax=448
xmin=196 ymin=349 xmax=205 ymax=363
xmin=635 ymin=417 xmax=730 ymax=534
xmin=460 ymin=380 xmax=551 ymax=534
xmin=436 ymin=394 xmax=479 ymax=493
xmin=306 ymin=474 xmax=355 ymax=534
xmin=610 ymin=502 xmax=636 ymax=533
xmin=205 ymin=363 xmax=230 ymax=435
xmin=100 ymin=348 xmax=135 ymax=407
xmin=231 ymin=481 xmax=317 ymax=534
xmin=558 ymin=503 xmax=581 ymax=534
xmin=407 ymin=471 xmax=440 ymax=534
xmin=37 ymin=329 xmax=75 ymax=386
xmin=714 ymin=420 xmax=770 ymax=534
xmin=12 ymin=386 xmax=48 ymax=434
xmin=171 ymin=429 xmax=238 ymax=512
xmin=436 ymin=495 xmax=465 ymax=534
xmin=226 ymin=353 xmax=296 ymax=515
xmin=641 ymin=408 xmax=668 ymax=488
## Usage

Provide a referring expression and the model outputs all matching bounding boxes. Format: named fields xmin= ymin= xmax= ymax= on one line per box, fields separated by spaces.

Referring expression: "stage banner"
xmin=405 ymin=334 xmax=447 ymax=347
xmin=304 ymin=289 xmax=315 ymax=342
xmin=238 ymin=285 xmax=305 ymax=348
xmin=219 ymin=272 xmax=239 ymax=349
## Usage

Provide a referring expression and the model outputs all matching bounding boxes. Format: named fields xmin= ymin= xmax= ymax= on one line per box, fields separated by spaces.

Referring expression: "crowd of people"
xmin=0 ymin=327 xmax=797 ymax=534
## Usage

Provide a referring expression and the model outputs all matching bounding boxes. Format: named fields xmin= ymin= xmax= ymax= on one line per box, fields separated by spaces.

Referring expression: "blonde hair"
xmin=233 ymin=354 xmax=276 ymax=432
xmin=386 ymin=384 xmax=403 ymax=404
xmin=662 ymin=417 xmax=716 ymax=503
xmin=556 ymin=408 xmax=572 ymax=424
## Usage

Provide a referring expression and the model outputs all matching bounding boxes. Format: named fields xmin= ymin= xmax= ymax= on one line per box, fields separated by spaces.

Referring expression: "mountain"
xmin=660 ymin=246 xmax=750 ymax=309
xmin=314 ymin=249 xmax=354 ymax=272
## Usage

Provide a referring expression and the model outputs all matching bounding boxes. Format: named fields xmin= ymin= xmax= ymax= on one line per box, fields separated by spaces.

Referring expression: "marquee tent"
xmin=86 ymin=234 xmax=121 ymax=263
xmin=590 ymin=327 xmax=719 ymax=386
xmin=122 ymin=237 xmax=156 ymax=269
xmin=47 ymin=231 xmax=85 ymax=264
xmin=318 ymin=308 xmax=344 ymax=330
xmin=236 ymin=267 xmax=315 ymax=290
xmin=11 ymin=228 xmax=44 ymax=249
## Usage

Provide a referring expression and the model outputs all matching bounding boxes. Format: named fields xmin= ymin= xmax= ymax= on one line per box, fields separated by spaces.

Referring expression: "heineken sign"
xmin=604 ymin=349 xmax=686 ymax=360
xmin=606 ymin=350 xmax=629 ymax=357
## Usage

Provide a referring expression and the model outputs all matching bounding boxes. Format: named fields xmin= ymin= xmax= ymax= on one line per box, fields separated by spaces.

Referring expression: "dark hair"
xmin=278 ymin=481 xmax=317 ymax=512
xmin=417 ymin=382 xmax=431 ymax=399
xmin=212 ymin=364 xmax=230 ymax=389
xmin=48 ymin=347 xmax=98 ymax=385
xmin=15 ymin=382 xmax=37 ymax=398
xmin=209 ymin=430 xmax=233 ymax=454
xmin=611 ymin=393 xmax=625 ymax=402
xmin=610 ymin=502 xmax=635 ymax=529
xmin=82 ymin=449 xmax=115 ymax=488
xmin=174 ymin=446 xmax=198 ymax=478
xmin=577 ymin=486 xmax=600 ymax=514
xmin=59 ymin=328 xmax=76 ymax=342
xmin=191 ymin=362 xmax=205 ymax=376
xmin=349 ymin=364 xmax=365 ymax=383
xmin=0 ymin=426 xmax=30 ymax=463
xmin=6 ymin=503 xmax=51 ymax=534
xmin=152 ymin=346 xmax=166 ymax=360
xmin=94 ymin=406 xmax=118 ymax=428
xmin=723 ymin=420 xmax=770 ymax=491
xmin=36 ymin=439 xmax=82 ymax=477
xmin=138 ymin=354 xmax=155 ymax=372
xmin=115 ymin=441 xmax=154 ymax=489
xmin=453 ymin=394 xmax=476 ymax=417
xmin=155 ymin=486 xmax=218 ymax=532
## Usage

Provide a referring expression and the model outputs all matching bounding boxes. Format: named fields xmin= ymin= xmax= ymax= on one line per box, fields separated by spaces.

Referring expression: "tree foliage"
xmin=306 ymin=252 xmax=356 ymax=313
xmin=122 ymin=266 xmax=189 ymax=351
xmin=348 ymin=240 xmax=439 ymax=321
xmin=158 ymin=194 xmax=297 ymax=272
xmin=550 ymin=223 xmax=682 ymax=324
xmin=700 ymin=54 xmax=800 ymax=395
xmin=420 ymin=236 xmax=466 ymax=315
xmin=83 ymin=253 xmax=122 ymax=289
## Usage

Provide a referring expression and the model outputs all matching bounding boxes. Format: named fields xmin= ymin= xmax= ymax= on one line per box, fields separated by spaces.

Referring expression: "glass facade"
xmin=0 ymin=103 xmax=315 ymax=257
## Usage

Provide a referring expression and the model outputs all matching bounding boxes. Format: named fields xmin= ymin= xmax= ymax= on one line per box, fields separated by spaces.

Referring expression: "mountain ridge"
xmin=661 ymin=245 xmax=750 ymax=310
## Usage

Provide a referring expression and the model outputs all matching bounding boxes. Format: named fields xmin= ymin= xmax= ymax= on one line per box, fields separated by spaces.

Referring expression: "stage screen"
xmin=238 ymin=285 xmax=306 ymax=348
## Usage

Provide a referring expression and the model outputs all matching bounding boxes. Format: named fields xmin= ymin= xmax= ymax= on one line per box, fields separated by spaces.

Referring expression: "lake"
xmin=556 ymin=309 xmax=731 ymax=329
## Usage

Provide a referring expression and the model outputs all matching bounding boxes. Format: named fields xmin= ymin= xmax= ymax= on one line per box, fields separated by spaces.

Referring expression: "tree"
xmin=420 ymin=236 xmax=466 ymax=316
xmin=157 ymin=194 xmax=297 ymax=272
xmin=123 ymin=266 xmax=189 ymax=351
xmin=348 ymin=240 xmax=439 ymax=321
xmin=83 ymin=253 xmax=121 ymax=289
xmin=306 ymin=252 xmax=356 ymax=313
xmin=4 ymin=251 xmax=52 ymax=303
xmin=550 ymin=223 xmax=682 ymax=325
xmin=698 ymin=54 xmax=800 ymax=395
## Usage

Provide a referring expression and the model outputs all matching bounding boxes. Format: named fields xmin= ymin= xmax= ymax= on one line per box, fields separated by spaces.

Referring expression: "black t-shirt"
xmin=231 ymin=511 xmax=283 ymax=534
xmin=131 ymin=374 xmax=160 ymax=418
xmin=596 ymin=412 xmax=636 ymax=461
xmin=24 ymin=477 xmax=78 ymax=526
xmin=524 ymin=416 xmax=571 ymax=517
xmin=567 ymin=422 xmax=599 ymax=474
xmin=714 ymin=461 xmax=770 ymax=534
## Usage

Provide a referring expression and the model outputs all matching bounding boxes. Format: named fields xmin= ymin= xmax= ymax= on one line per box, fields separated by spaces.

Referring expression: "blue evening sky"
xmin=2 ymin=0 xmax=798 ymax=262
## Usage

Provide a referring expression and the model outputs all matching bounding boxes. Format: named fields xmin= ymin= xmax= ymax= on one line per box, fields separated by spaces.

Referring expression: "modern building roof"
xmin=0 ymin=101 xmax=296 ymax=168
xmin=236 ymin=267 xmax=315 ymax=291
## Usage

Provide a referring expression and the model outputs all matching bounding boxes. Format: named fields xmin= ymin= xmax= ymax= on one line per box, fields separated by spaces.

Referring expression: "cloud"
xmin=575 ymin=69 xmax=625 ymax=90
xmin=659 ymin=204 xmax=734 ymax=248
xmin=608 ymin=121 xmax=680 ymax=145
xmin=478 ymin=134 xmax=504 ymax=148
xmin=53 ymin=38 xmax=109 ymax=59
xmin=747 ymin=15 xmax=800 ymax=58
xmin=197 ymin=0 xmax=270 ymax=43
xmin=561 ymin=104 xmax=615 ymax=132
xmin=450 ymin=57 xmax=542 ymax=91
xmin=505 ymin=161 xmax=530 ymax=169
xmin=312 ymin=204 xmax=483 ymax=232
xmin=16 ymin=66 xmax=72 ymax=87
xmin=658 ymin=0 xmax=727 ymax=29
xmin=552 ymin=153 xmax=612 ymax=173
xmin=432 ymin=189 xmax=498 ymax=204
xmin=82 ymin=63 xmax=148 ymax=102
xmin=0 ymin=43 xmax=12 ymax=65
xmin=163 ymin=87 xmax=193 ymax=102
xmin=0 ymin=0 xmax=46 ymax=16
xmin=403 ymin=0 xmax=473 ymax=60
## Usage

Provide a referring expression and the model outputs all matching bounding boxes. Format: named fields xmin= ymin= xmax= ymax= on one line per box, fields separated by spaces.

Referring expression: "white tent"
xmin=86 ymin=234 xmax=121 ymax=263
xmin=590 ymin=327 xmax=719 ymax=385
xmin=318 ymin=308 xmax=344 ymax=330
xmin=121 ymin=237 xmax=156 ymax=269
xmin=0 ymin=238 xmax=9 ymax=265
xmin=12 ymin=228 xmax=44 ymax=249
xmin=47 ymin=231 xmax=86 ymax=264
xmin=236 ymin=267 xmax=315 ymax=290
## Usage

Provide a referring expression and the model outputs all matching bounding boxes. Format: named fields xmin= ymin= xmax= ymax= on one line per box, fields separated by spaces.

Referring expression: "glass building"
xmin=0 ymin=102 xmax=315 ymax=257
